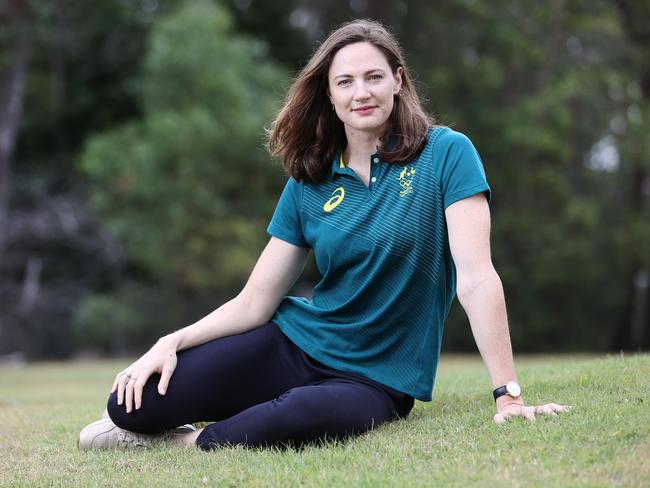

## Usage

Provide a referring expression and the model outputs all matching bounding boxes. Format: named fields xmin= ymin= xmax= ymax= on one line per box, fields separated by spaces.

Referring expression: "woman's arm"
xmin=445 ymin=194 xmax=569 ymax=423
xmin=114 ymin=236 xmax=310 ymax=412
xmin=166 ymin=236 xmax=310 ymax=351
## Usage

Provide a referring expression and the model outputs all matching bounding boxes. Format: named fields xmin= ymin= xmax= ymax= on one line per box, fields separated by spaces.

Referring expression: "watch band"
xmin=493 ymin=381 xmax=521 ymax=401
xmin=492 ymin=385 xmax=508 ymax=401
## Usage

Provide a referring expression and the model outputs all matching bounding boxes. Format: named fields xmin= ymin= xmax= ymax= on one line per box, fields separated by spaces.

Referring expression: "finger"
xmin=117 ymin=374 xmax=130 ymax=405
xmin=549 ymin=403 xmax=571 ymax=412
xmin=536 ymin=403 xmax=570 ymax=415
xmin=125 ymin=376 xmax=136 ymax=413
xmin=522 ymin=406 xmax=536 ymax=422
xmin=494 ymin=407 xmax=517 ymax=425
xmin=537 ymin=405 xmax=558 ymax=416
xmin=493 ymin=413 xmax=506 ymax=425
xmin=112 ymin=370 xmax=130 ymax=393
xmin=111 ymin=373 xmax=122 ymax=394
xmin=133 ymin=373 xmax=151 ymax=411
xmin=158 ymin=354 xmax=177 ymax=395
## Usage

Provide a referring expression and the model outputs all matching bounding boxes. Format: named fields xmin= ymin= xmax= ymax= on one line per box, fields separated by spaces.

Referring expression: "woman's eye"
xmin=336 ymin=74 xmax=382 ymax=86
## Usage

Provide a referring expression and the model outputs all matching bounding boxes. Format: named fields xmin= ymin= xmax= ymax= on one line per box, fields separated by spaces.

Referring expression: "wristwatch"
xmin=493 ymin=381 xmax=521 ymax=401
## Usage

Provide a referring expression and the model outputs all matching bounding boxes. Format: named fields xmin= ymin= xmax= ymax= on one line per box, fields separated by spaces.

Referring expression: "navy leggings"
xmin=106 ymin=321 xmax=414 ymax=450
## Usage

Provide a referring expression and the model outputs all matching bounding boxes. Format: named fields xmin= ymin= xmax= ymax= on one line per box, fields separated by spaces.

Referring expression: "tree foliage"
xmin=76 ymin=1 xmax=287 ymax=350
xmin=230 ymin=0 xmax=649 ymax=352
xmin=1 ymin=0 xmax=647 ymax=357
xmin=406 ymin=0 xmax=650 ymax=352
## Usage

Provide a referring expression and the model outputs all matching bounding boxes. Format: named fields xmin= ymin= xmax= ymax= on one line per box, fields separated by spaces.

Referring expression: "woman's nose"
xmin=353 ymin=81 xmax=371 ymax=99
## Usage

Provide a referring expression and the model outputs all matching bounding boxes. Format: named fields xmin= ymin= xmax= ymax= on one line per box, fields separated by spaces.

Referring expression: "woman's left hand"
xmin=493 ymin=398 xmax=571 ymax=424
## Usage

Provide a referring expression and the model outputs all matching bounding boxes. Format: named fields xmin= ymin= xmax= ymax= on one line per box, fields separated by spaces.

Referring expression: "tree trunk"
xmin=611 ymin=0 xmax=650 ymax=350
xmin=0 ymin=0 xmax=32 ymax=264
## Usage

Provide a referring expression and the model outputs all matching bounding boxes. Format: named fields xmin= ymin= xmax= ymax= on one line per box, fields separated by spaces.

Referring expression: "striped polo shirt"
xmin=267 ymin=127 xmax=491 ymax=401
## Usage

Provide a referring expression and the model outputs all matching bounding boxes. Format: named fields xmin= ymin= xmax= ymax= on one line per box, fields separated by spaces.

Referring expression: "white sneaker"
xmin=78 ymin=418 xmax=196 ymax=449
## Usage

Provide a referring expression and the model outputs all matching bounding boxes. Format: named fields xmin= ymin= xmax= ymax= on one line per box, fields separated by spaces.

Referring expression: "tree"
xmin=77 ymin=0 xmax=287 ymax=352
xmin=0 ymin=0 xmax=179 ymax=358
xmin=610 ymin=0 xmax=650 ymax=350
xmin=0 ymin=0 xmax=32 ymax=262
xmin=415 ymin=0 xmax=649 ymax=352
xmin=237 ymin=0 xmax=649 ymax=352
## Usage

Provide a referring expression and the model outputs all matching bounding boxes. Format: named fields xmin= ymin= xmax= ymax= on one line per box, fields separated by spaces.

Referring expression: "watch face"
xmin=506 ymin=381 xmax=521 ymax=397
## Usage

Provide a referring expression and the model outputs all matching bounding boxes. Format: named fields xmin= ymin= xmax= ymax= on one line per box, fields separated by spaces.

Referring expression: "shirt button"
xmin=372 ymin=157 xmax=380 ymax=164
xmin=371 ymin=177 xmax=377 ymax=183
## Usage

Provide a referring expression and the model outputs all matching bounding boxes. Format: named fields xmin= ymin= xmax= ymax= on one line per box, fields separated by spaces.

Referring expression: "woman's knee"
xmin=106 ymin=392 xmax=162 ymax=434
xmin=106 ymin=392 xmax=133 ymax=430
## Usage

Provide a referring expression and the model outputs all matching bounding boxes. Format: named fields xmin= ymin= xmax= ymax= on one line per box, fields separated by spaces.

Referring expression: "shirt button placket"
xmin=369 ymin=155 xmax=380 ymax=192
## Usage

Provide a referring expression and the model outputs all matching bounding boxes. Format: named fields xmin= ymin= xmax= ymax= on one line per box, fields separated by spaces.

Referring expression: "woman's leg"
xmin=195 ymin=378 xmax=402 ymax=450
xmin=106 ymin=322 xmax=310 ymax=434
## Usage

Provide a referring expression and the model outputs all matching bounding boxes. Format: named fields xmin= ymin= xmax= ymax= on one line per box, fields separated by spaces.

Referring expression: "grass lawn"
xmin=1 ymin=353 xmax=648 ymax=487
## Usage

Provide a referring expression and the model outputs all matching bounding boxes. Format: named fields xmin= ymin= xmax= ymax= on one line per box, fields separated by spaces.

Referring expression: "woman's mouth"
xmin=353 ymin=106 xmax=377 ymax=115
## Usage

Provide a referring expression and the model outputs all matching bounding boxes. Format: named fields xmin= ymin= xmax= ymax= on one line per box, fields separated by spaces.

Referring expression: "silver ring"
xmin=128 ymin=376 xmax=137 ymax=382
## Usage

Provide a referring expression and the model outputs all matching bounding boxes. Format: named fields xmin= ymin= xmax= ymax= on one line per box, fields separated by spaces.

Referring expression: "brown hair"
xmin=266 ymin=19 xmax=435 ymax=184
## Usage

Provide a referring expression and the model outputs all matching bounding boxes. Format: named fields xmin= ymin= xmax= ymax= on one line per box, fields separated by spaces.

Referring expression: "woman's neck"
xmin=342 ymin=127 xmax=382 ymax=166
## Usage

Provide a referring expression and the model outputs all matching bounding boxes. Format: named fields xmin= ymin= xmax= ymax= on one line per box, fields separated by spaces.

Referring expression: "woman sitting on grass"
xmin=79 ymin=18 xmax=569 ymax=451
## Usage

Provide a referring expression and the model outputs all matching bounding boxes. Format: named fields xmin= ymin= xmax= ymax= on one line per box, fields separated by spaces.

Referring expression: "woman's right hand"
xmin=110 ymin=336 xmax=178 ymax=414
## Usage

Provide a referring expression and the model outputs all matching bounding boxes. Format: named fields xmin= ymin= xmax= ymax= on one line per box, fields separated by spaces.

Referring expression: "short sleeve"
xmin=267 ymin=178 xmax=309 ymax=247
xmin=436 ymin=129 xmax=491 ymax=209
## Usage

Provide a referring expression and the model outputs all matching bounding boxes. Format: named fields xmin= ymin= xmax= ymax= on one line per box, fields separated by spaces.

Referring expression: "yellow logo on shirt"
xmin=398 ymin=166 xmax=416 ymax=197
xmin=323 ymin=187 xmax=345 ymax=212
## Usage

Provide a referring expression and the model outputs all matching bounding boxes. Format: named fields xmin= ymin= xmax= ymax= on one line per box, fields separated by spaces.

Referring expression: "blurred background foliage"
xmin=0 ymin=0 xmax=648 ymax=359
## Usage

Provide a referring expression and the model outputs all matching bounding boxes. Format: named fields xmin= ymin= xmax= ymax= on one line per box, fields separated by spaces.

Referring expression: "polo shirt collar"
xmin=330 ymin=150 xmax=348 ymax=178
xmin=329 ymin=133 xmax=397 ymax=178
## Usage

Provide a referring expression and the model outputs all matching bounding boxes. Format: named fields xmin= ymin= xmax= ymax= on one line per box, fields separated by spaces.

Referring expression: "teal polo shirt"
xmin=267 ymin=127 xmax=491 ymax=401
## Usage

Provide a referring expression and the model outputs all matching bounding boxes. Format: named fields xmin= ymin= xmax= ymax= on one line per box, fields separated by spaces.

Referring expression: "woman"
xmin=79 ymin=19 xmax=569 ymax=451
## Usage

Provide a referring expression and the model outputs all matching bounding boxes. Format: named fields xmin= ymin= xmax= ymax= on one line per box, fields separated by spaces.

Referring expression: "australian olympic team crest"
xmin=398 ymin=165 xmax=416 ymax=197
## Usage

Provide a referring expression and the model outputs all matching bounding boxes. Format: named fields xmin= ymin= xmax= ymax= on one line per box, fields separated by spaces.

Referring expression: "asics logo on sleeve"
xmin=323 ymin=187 xmax=345 ymax=212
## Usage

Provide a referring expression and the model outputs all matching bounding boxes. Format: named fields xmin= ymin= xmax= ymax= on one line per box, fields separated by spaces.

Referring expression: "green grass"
xmin=1 ymin=354 xmax=648 ymax=487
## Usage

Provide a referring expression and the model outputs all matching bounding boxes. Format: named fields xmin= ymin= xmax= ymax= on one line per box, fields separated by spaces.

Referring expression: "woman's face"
xmin=327 ymin=41 xmax=403 ymax=136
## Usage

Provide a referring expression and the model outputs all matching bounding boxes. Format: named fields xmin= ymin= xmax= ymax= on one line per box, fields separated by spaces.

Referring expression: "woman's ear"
xmin=394 ymin=67 xmax=404 ymax=94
